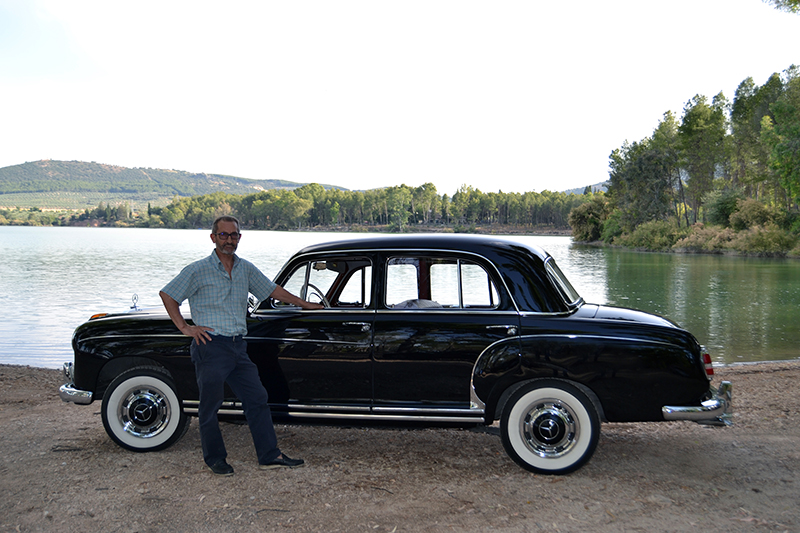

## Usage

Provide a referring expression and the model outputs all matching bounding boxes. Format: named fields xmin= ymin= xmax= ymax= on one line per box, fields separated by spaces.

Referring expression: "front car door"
xmin=247 ymin=254 xmax=375 ymax=419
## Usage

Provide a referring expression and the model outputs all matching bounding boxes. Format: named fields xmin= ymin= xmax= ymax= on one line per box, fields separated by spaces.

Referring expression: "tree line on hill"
xmin=0 ymin=183 xmax=592 ymax=233
xmin=0 ymin=160 xmax=314 ymax=199
xmin=569 ymin=65 xmax=800 ymax=257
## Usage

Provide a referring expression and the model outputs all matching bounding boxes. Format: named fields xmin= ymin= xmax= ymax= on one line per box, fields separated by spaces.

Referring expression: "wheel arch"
xmin=492 ymin=377 xmax=607 ymax=423
xmin=96 ymin=356 xmax=173 ymax=400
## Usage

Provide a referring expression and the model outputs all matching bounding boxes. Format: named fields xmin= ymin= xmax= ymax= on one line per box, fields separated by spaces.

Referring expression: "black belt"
xmin=210 ymin=334 xmax=245 ymax=342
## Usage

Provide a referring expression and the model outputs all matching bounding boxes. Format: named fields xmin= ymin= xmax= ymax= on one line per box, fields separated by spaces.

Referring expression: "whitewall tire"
xmin=501 ymin=380 xmax=600 ymax=475
xmin=101 ymin=366 xmax=190 ymax=452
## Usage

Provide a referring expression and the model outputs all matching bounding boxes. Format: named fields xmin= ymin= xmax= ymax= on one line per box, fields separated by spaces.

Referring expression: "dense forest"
xmin=0 ymin=159 xmax=591 ymax=233
xmin=569 ymin=64 xmax=800 ymax=257
xmin=0 ymin=183 xmax=590 ymax=233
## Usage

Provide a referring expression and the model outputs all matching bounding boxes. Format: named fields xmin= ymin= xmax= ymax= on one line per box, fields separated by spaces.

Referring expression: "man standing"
xmin=159 ymin=215 xmax=322 ymax=476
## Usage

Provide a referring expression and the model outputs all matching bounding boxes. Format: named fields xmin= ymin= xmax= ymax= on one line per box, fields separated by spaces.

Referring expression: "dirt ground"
xmin=1 ymin=361 xmax=798 ymax=533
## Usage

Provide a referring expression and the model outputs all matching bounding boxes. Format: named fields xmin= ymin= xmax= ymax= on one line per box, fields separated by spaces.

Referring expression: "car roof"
xmin=295 ymin=234 xmax=551 ymax=260
xmin=288 ymin=234 xmax=571 ymax=314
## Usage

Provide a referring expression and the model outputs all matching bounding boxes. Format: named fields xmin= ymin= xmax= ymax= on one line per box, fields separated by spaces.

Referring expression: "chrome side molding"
xmin=183 ymin=399 xmax=485 ymax=423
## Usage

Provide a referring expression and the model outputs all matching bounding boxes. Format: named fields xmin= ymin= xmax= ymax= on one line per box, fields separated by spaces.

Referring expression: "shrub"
xmin=568 ymin=195 xmax=611 ymax=242
xmin=673 ymin=223 xmax=735 ymax=252
xmin=728 ymin=224 xmax=798 ymax=256
xmin=704 ymin=189 xmax=742 ymax=227
xmin=729 ymin=198 xmax=773 ymax=230
xmin=617 ymin=219 xmax=687 ymax=251
xmin=600 ymin=209 xmax=623 ymax=244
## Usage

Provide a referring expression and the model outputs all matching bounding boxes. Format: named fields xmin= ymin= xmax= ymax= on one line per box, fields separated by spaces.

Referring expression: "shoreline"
xmin=4 ymin=223 xmax=798 ymax=258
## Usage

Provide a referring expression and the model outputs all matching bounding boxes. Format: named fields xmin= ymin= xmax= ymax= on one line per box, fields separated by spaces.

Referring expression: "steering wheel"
xmin=306 ymin=283 xmax=331 ymax=308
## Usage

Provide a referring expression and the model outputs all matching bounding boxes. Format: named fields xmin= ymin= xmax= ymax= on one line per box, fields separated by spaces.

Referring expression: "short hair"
xmin=212 ymin=215 xmax=240 ymax=234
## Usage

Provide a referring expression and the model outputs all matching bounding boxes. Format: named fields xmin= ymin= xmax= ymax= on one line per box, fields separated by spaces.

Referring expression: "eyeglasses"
xmin=215 ymin=232 xmax=241 ymax=240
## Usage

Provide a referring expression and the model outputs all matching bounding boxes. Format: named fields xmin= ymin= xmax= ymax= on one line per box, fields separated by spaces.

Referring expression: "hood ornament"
xmin=131 ymin=294 xmax=140 ymax=310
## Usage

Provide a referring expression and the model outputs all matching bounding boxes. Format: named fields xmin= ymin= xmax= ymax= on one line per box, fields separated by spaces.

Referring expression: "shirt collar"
xmin=210 ymin=250 xmax=239 ymax=270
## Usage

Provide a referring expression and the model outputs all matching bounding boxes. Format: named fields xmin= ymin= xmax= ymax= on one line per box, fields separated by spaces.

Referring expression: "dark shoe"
xmin=259 ymin=454 xmax=305 ymax=470
xmin=208 ymin=460 xmax=234 ymax=476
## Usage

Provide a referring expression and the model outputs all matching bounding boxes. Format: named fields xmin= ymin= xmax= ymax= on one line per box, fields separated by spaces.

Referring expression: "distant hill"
xmin=0 ymin=160 xmax=342 ymax=210
xmin=562 ymin=182 xmax=608 ymax=195
xmin=0 ymin=159 xmax=606 ymax=211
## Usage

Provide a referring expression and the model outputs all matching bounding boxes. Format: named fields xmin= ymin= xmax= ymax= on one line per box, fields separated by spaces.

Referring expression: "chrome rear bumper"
xmin=59 ymin=362 xmax=93 ymax=405
xmin=662 ymin=381 xmax=733 ymax=426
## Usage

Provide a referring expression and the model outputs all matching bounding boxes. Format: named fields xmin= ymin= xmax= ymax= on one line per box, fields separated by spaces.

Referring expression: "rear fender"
xmin=478 ymin=333 xmax=708 ymax=422
xmin=511 ymin=334 xmax=708 ymax=421
xmin=493 ymin=377 xmax=606 ymax=423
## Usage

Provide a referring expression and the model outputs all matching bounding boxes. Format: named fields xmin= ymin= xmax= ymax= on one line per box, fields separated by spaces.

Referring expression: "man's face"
xmin=211 ymin=220 xmax=240 ymax=256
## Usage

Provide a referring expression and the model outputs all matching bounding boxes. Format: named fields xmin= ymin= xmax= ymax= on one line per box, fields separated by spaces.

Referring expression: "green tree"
xmin=568 ymin=193 xmax=611 ymax=241
xmin=608 ymin=119 xmax=677 ymax=233
xmin=678 ymin=93 xmax=729 ymax=222
xmin=651 ymin=111 xmax=685 ymax=225
xmin=295 ymin=183 xmax=327 ymax=226
xmin=763 ymin=0 xmax=800 ymax=13
xmin=385 ymin=185 xmax=412 ymax=231
xmin=762 ymin=69 xmax=800 ymax=204
xmin=411 ymin=183 xmax=438 ymax=224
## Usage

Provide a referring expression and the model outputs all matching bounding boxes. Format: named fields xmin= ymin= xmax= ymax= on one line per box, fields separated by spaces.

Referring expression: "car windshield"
xmin=545 ymin=258 xmax=582 ymax=307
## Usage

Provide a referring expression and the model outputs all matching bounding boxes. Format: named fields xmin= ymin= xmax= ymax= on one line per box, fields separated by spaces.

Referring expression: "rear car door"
xmin=371 ymin=253 xmax=519 ymax=419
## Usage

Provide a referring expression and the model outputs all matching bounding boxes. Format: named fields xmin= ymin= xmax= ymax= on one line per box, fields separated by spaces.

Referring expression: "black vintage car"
xmin=60 ymin=234 xmax=732 ymax=474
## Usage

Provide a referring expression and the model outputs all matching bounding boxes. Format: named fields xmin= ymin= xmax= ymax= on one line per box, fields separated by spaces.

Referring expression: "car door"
xmin=246 ymin=255 xmax=374 ymax=416
xmin=371 ymin=254 xmax=520 ymax=419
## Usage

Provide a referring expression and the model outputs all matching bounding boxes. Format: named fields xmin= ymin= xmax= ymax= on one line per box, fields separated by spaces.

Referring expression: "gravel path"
xmin=1 ymin=361 xmax=798 ymax=532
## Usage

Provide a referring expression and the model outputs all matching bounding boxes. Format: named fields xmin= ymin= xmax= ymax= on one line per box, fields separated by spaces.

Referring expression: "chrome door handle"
xmin=486 ymin=325 xmax=517 ymax=336
xmin=343 ymin=322 xmax=371 ymax=332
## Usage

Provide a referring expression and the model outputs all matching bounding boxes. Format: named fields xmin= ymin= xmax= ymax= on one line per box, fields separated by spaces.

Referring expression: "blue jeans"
xmin=190 ymin=335 xmax=281 ymax=466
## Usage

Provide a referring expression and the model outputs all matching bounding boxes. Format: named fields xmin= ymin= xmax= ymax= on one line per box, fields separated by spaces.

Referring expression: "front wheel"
xmin=500 ymin=380 xmax=600 ymax=475
xmin=101 ymin=366 xmax=190 ymax=452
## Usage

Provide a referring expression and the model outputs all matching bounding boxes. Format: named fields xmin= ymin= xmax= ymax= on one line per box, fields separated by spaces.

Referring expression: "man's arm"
xmin=159 ymin=291 xmax=214 ymax=344
xmin=269 ymin=285 xmax=324 ymax=310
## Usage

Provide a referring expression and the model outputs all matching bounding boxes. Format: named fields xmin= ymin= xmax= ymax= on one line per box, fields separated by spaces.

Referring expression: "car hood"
xmin=574 ymin=304 xmax=680 ymax=328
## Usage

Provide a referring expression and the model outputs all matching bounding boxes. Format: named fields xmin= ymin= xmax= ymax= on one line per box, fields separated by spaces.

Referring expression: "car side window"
xmin=276 ymin=257 xmax=372 ymax=308
xmin=386 ymin=256 xmax=498 ymax=309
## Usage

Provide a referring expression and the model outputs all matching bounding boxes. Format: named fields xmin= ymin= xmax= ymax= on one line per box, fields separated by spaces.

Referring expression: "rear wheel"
xmin=500 ymin=380 xmax=600 ymax=475
xmin=101 ymin=366 xmax=190 ymax=452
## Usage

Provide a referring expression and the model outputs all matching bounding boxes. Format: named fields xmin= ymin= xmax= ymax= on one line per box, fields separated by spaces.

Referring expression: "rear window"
xmin=545 ymin=258 xmax=582 ymax=306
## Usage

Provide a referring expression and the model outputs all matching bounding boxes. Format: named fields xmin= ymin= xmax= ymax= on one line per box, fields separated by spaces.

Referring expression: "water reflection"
xmin=595 ymin=247 xmax=800 ymax=363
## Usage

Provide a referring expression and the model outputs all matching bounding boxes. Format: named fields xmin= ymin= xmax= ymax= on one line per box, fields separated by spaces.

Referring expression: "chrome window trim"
xmin=374 ymin=309 xmax=519 ymax=316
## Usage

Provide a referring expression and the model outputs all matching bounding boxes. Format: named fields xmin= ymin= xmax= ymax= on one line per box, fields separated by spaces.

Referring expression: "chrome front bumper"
xmin=662 ymin=381 xmax=733 ymax=426
xmin=59 ymin=362 xmax=93 ymax=405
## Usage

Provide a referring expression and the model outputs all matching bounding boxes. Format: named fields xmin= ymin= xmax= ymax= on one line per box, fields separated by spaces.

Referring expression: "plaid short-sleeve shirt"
xmin=161 ymin=251 xmax=277 ymax=337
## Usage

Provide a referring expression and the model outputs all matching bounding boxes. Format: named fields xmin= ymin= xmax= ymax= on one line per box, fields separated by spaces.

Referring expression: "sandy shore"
xmin=1 ymin=361 xmax=798 ymax=532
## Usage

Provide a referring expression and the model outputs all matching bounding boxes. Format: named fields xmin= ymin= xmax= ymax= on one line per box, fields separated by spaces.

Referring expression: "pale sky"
xmin=1 ymin=1 xmax=797 ymax=195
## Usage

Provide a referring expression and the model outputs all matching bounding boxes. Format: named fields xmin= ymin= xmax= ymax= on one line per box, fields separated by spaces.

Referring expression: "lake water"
xmin=1 ymin=226 xmax=798 ymax=369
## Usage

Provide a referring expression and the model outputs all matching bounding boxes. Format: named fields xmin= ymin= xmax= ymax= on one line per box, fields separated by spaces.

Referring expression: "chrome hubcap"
xmin=119 ymin=387 xmax=170 ymax=438
xmin=520 ymin=399 xmax=578 ymax=458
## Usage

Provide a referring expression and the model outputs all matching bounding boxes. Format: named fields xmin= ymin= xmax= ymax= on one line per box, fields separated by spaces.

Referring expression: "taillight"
xmin=702 ymin=352 xmax=714 ymax=379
